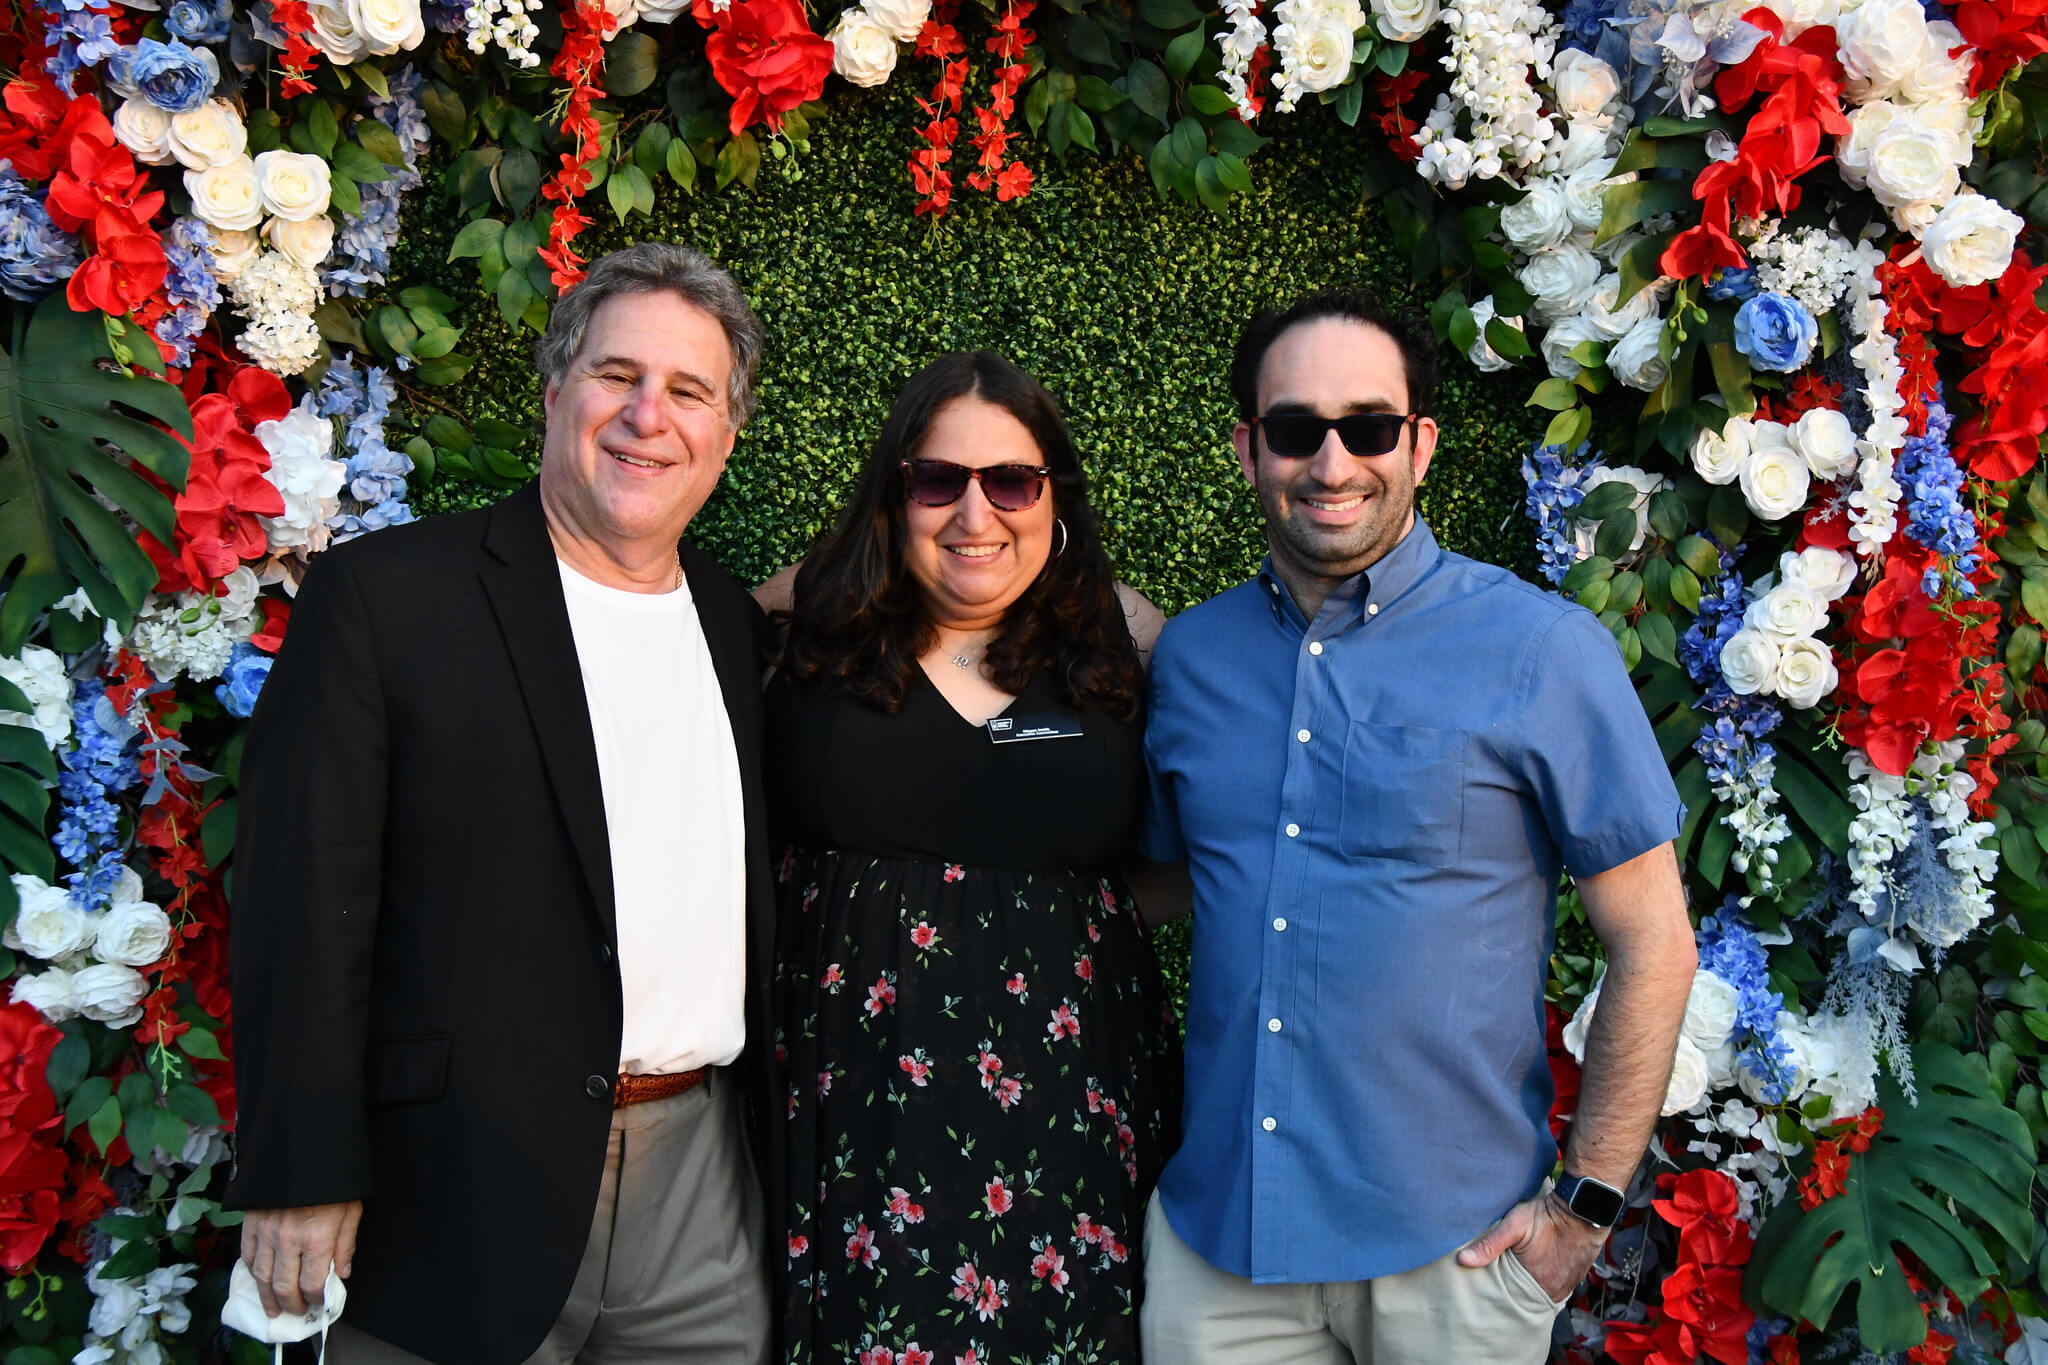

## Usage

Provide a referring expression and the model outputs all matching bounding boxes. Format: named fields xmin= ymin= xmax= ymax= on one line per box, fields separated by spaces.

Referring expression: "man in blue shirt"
xmin=1137 ymin=291 xmax=1697 ymax=1361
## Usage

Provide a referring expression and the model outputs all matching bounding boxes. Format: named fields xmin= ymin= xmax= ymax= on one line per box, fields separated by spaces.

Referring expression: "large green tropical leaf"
xmin=0 ymin=296 xmax=193 ymax=656
xmin=1745 ymin=1045 xmax=2036 ymax=1353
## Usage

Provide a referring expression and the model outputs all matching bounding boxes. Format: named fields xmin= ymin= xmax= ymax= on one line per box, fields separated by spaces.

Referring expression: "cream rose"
xmin=1897 ymin=20 xmax=1972 ymax=104
xmin=1837 ymin=0 xmax=1928 ymax=99
xmin=1563 ymin=156 xmax=1619 ymax=234
xmin=829 ymin=8 xmax=898 ymax=87
xmin=1550 ymin=48 xmax=1621 ymax=123
xmin=186 ymin=155 xmax=264 ymax=232
xmin=1661 ymin=1035 xmax=1711 ymax=1116
xmin=1719 ymin=628 xmax=1783 ymax=695
xmin=1921 ymin=191 xmax=2025 ymax=288
xmin=1465 ymin=297 xmax=1520 ymax=373
xmin=1779 ymin=546 xmax=1857 ymax=601
xmin=1762 ymin=0 xmax=1838 ymax=37
xmin=167 ymin=100 xmax=248 ymax=170
xmin=347 ymin=0 xmax=426 ymax=53
xmin=1864 ymin=110 xmax=1962 ymax=223
xmin=306 ymin=0 xmax=366 ymax=61
xmin=1740 ymin=444 xmax=1811 ymax=520
xmin=1501 ymin=178 xmax=1572 ymax=252
xmin=210 ymin=227 xmax=262 ymax=279
xmin=1792 ymin=406 xmax=1859 ymax=481
xmin=113 ymin=98 xmax=176 ymax=165
xmin=1549 ymin=120 xmax=1613 ymax=175
xmin=1580 ymin=272 xmax=1660 ymax=340
xmin=1692 ymin=417 xmax=1752 ymax=485
xmin=1520 ymin=244 xmax=1603 ymax=322
xmin=264 ymin=214 xmax=336 ymax=269
xmin=254 ymin=149 xmax=333 ymax=222
xmin=1607 ymin=314 xmax=1669 ymax=392
xmin=1274 ymin=13 xmax=1356 ymax=95
xmin=1775 ymin=636 xmax=1841 ymax=708
xmin=1682 ymin=970 xmax=1741 ymax=1052
xmin=1834 ymin=99 xmax=1897 ymax=189
xmin=864 ymin=0 xmax=932 ymax=40
xmin=1371 ymin=0 xmax=1439 ymax=43
xmin=1746 ymin=581 xmax=1830 ymax=640
xmin=2 ymin=875 xmax=94 ymax=962
xmin=10 ymin=968 xmax=79 ymax=1023
xmin=1540 ymin=314 xmax=1602 ymax=379
xmin=94 ymin=899 xmax=173 ymax=969
xmin=71 ymin=963 xmax=149 ymax=1028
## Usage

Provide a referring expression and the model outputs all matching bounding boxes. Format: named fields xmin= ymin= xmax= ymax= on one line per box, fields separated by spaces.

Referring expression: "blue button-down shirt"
xmin=1140 ymin=519 xmax=1684 ymax=1285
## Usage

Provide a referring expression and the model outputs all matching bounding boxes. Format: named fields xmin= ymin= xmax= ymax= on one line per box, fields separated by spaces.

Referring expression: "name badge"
xmin=987 ymin=713 xmax=1085 ymax=744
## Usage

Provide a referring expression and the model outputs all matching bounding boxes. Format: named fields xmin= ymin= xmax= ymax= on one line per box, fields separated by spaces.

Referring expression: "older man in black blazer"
xmin=225 ymin=242 xmax=779 ymax=1364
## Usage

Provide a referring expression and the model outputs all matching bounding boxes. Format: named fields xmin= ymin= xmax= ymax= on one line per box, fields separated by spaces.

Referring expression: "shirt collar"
xmin=1256 ymin=517 xmax=1443 ymax=633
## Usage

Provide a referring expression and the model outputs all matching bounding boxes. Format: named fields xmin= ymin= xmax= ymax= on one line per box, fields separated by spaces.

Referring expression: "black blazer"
xmin=224 ymin=481 xmax=781 ymax=1364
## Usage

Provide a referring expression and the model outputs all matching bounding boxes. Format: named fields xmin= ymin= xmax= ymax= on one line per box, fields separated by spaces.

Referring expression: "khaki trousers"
xmin=330 ymin=1070 xmax=770 ymax=1365
xmin=1138 ymin=1195 xmax=1561 ymax=1365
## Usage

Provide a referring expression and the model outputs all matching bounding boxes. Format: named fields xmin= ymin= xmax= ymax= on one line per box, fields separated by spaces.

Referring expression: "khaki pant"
xmin=331 ymin=1070 xmax=770 ymax=1365
xmin=1138 ymin=1195 xmax=1560 ymax=1365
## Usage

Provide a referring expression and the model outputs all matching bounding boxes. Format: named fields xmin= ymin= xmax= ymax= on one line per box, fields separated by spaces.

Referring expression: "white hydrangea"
xmin=228 ymin=250 xmax=323 ymax=376
xmin=257 ymin=398 xmax=347 ymax=554
xmin=1749 ymin=223 xmax=1861 ymax=317
xmin=126 ymin=568 xmax=264 ymax=684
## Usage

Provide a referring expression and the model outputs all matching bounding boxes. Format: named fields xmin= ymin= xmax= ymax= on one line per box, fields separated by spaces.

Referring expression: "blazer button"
xmin=585 ymin=1074 xmax=610 ymax=1100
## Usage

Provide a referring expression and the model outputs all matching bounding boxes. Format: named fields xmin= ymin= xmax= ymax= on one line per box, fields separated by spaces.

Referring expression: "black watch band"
xmin=1554 ymin=1172 xmax=1627 ymax=1229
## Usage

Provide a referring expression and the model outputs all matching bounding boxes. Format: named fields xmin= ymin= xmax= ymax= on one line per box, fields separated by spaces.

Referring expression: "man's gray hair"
xmin=533 ymin=242 xmax=766 ymax=427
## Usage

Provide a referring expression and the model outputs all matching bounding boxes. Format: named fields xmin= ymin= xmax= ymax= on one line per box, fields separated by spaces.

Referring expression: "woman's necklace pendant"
xmin=951 ymin=653 xmax=975 ymax=670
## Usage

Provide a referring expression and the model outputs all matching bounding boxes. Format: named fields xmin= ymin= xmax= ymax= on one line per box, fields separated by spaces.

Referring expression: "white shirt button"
xmin=1368 ymin=603 xmax=1379 ymax=616
xmin=1285 ymin=823 xmax=1300 ymax=838
xmin=1297 ymin=729 xmax=1311 ymax=743
xmin=1267 ymin=1018 xmax=1282 ymax=1033
xmin=1308 ymin=641 xmax=1324 ymax=656
xmin=1262 ymin=1116 xmax=1277 ymax=1132
xmin=1273 ymin=917 xmax=1287 ymax=931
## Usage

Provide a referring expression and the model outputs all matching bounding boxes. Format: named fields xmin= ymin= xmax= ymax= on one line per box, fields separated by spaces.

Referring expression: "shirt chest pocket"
xmin=1339 ymin=723 xmax=1470 ymax=865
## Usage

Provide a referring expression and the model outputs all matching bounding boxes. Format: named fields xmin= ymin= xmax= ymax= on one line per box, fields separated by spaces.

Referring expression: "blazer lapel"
xmin=478 ymin=483 xmax=617 ymax=940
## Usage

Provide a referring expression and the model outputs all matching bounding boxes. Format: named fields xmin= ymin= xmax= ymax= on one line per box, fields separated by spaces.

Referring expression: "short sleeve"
xmin=1517 ymin=608 xmax=1685 ymax=879
xmin=1137 ymin=646 xmax=1187 ymax=863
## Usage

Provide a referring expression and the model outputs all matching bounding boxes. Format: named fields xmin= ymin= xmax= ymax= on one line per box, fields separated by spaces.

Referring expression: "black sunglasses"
xmin=1255 ymin=412 xmax=1419 ymax=458
xmin=900 ymin=458 xmax=1052 ymax=512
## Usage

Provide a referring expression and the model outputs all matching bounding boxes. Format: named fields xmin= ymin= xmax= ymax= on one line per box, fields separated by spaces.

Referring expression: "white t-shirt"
xmin=557 ymin=558 xmax=747 ymax=1075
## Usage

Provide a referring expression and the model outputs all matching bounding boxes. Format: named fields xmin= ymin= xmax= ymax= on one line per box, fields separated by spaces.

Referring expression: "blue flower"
xmin=165 ymin=0 xmax=231 ymax=42
xmin=1732 ymin=292 xmax=1819 ymax=373
xmin=1705 ymin=266 xmax=1758 ymax=301
xmin=112 ymin=38 xmax=219 ymax=114
xmin=215 ymin=643 xmax=273 ymax=719
xmin=0 ymin=171 xmax=83 ymax=302
xmin=1520 ymin=441 xmax=1602 ymax=585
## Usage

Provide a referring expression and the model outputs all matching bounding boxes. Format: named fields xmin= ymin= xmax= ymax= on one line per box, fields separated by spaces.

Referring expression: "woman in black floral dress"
xmin=762 ymin=352 xmax=1180 ymax=1365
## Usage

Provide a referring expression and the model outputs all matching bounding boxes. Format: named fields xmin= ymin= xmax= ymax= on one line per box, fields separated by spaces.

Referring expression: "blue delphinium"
xmin=325 ymin=68 xmax=428 ymax=298
xmin=1733 ymin=291 xmax=1819 ymax=373
xmin=154 ymin=217 xmax=221 ymax=367
xmin=1520 ymin=441 xmax=1603 ymax=585
xmin=214 ymin=642 xmax=273 ymax=719
xmin=1896 ymin=395 xmax=1981 ymax=596
xmin=1696 ymin=905 xmax=1796 ymax=1101
xmin=1705 ymin=266 xmax=1758 ymax=302
xmin=30 ymin=0 xmax=120 ymax=95
xmin=165 ymin=0 xmax=231 ymax=43
xmin=0 ymin=170 xmax=83 ymax=302
xmin=109 ymin=38 xmax=220 ymax=113
xmin=319 ymin=352 xmax=416 ymax=540
xmin=1677 ymin=559 xmax=1743 ymax=685
xmin=55 ymin=680 xmax=143 ymax=911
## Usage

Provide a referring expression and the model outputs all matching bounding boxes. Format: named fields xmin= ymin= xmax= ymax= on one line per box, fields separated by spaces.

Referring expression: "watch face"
xmin=1568 ymin=1176 xmax=1626 ymax=1228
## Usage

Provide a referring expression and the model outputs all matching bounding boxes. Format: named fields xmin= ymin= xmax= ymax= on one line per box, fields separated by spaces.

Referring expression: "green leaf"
xmin=1211 ymin=118 xmax=1268 ymax=157
xmin=0 ymin=296 xmax=193 ymax=654
xmin=1578 ymin=481 xmax=1641 ymax=524
xmin=1064 ymin=102 xmax=1099 ymax=154
xmin=1214 ymin=151 xmax=1252 ymax=194
xmin=1076 ymin=75 xmax=1128 ymax=111
xmin=200 ymin=794 xmax=237 ymax=867
xmin=1138 ymin=0 xmax=1203 ymax=30
xmin=1612 ymin=131 xmax=1711 ymax=175
xmin=1127 ymin=59 xmax=1171 ymax=127
xmin=1561 ymin=555 xmax=1613 ymax=595
xmin=666 ymin=137 xmax=699 ymax=190
xmin=608 ymin=31 xmax=660 ymax=96
xmin=332 ymin=142 xmax=394 ymax=184
xmin=1162 ymin=24 xmax=1205 ymax=77
xmin=2022 ymin=571 xmax=2048 ymax=629
xmin=496 ymin=267 xmax=536 ymax=329
xmin=1528 ymin=378 xmax=1577 ymax=411
xmin=422 ymin=81 xmax=468 ymax=146
xmin=1669 ymin=562 xmax=1703 ymax=613
xmin=1595 ymin=178 xmax=1696 ymax=247
xmin=494 ymin=148 xmax=542 ymax=213
xmin=87 ymin=1093 xmax=121 ymax=1154
xmin=308 ymin=99 xmax=339 ymax=158
xmin=1707 ymin=484 xmax=1750 ymax=550
xmin=166 ymin=1083 xmax=221 ymax=1129
xmin=354 ymin=118 xmax=405 ymax=168
xmin=1636 ymin=610 xmax=1679 ymax=665
xmin=1484 ymin=318 xmax=1531 ymax=360
xmin=1594 ymin=511 xmax=1638 ymax=562
xmin=98 ymin=1238 xmax=159 ymax=1282
xmin=607 ymin=169 xmax=638 ymax=224
xmin=1192 ymin=155 xmax=1231 ymax=213
xmin=1615 ymin=232 xmax=1674 ymax=308
xmin=1647 ymin=490 xmax=1688 ymax=542
xmin=1375 ymin=40 xmax=1407 ymax=75
xmin=1775 ymin=754 xmax=1853 ymax=853
xmin=46 ymin=1033 xmax=88 ymax=1098
xmin=177 ymin=1026 xmax=225 ymax=1061
xmin=1747 ymin=1046 xmax=2037 ymax=1354
xmin=1187 ymin=83 xmax=1238 ymax=116
xmin=327 ymin=171 xmax=361 ymax=218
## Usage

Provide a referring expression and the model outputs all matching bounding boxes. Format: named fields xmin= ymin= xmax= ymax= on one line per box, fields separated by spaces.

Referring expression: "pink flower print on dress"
xmin=1105 ymin=1233 xmax=1129 ymax=1263
xmin=887 ymin=1186 xmax=927 ymax=1224
xmin=902 ymin=1348 xmax=934 ymax=1365
xmin=865 ymin=972 xmax=897 ymax=1017
xmin=1030 ymin=1242 xmax=1069 ymax=1293
xmin=1085 ymin=1085 xmax=1103 ymax=1114
xmin=777 ymin=847 xmax=797 ymax=882
xmin=950 ymin=1261 xmax=981 ymax=1304
xmin=1005 ymin=972 xmax=1027 ymax=1000
xmin=975 ymin=1047 xmax=1003 ymax=1089
xmin=859 ymin=1349 xmax=894 ymax=1365
xmin=994 ymin=1077 xmax=1023 ymax=1109
xmin=1047 ymin=1002 xmax=1081 ymax=1041
xmin=818 ymin=1070 xmax=834 ymax=1098
xmin=786 ymin=1087 xmax=798 ymax=1119
xmin=910 ymin=921 xmax=940 ymax=949
xmin=1073 ymin=1213 xmax=1101 ymax=1245
xmin=954 ymin=1353 xmax=980 ymax=1365
xmin=846 ymin=1221 xmax=879 ymax=1267
xmin=1099 ymin=882 xmax=1117 ymax=914
xmin=788 ymin=1234 xmax=809 ymax=1260
xmin=820 ymin=962 xmax=843 ymax=991
xmin=899 ymin=1050 xmax=933 ymax=1087
xmin=1087 ymin=921 xmax=1101 ymax=943
xmin=983 ymin=1177 xmax=1013 ymax=1216
xmin=943 ymin=864 xmax=965 ymax=883
xmin=1074 ymin=954 xmax=1093 ymax=982
xmin=974 ymin=1275 xmax=1006 ymax=1322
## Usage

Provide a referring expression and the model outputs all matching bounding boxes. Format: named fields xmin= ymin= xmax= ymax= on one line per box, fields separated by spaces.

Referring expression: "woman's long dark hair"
xmin=780 ymin=351 xmax=1142 ymax=720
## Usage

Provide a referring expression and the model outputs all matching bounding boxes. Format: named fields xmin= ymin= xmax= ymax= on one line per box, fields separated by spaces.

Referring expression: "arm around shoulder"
xmin=1116 ymin=583 xmax=1166 ymax=669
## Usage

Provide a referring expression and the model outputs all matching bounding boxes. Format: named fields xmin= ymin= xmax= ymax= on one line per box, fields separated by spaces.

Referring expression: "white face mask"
xmin=222 ymin=1260 xmax=346 ymax=1362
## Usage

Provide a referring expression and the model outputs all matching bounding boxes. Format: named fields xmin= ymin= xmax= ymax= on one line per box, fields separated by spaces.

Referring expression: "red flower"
xmin=46 ymin=121 xmax=163 ymax=241
xmin=983 ymin=1178 xmax=1012 ymax=1215
xmin=1600 ymin=1313 xmax=1689 ymax=1365
xmin=67 ymin=228 xmax=169 ymax=318
xmin=887 ymin=1186 xmax=926 ymax=1223
xmin=1047 ymin=1003 xmax=1080 ymax=1040
xmin=0 ymin=78 xmax=109 ymax=184
xmin=1544 ymin=1000 xmax=1581 ymax=1143
xmin=994 ymin=161 xmax=1034 ymax=201
xmin=1844 ymin=1106 xmax=1886 ymax=1154
xmin=704 ymin=0 xmax=834 ymax=136
xmin=865 ymin=974 xmax=897 ymax=1016
xmin=0 ymin=1003 xmax=61 ymax=1132
xmin=846 ymin=1220 xmax=878 ymax=1266
xmin=911 ymin=921 xmax=939 ymax=948
xmin=1798 ymin=1138 xmax=1851 ymax=1209
xmin=1653 ymin=1168 xmax=1752 ymax=1267
xmin=1908 ymin=1328 xmax=1956 ymax=1364
xmin=1660 ymin=1260 xmax=1756 ymax=1365
xmin=788 ymin=1234 xmax=809 ymax=1259
xmin=1031 ymin=1245 xmax=1068 ymax=1292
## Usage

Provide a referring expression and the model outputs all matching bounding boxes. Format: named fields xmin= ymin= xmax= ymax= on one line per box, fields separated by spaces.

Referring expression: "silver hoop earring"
xmin=1053 ymin=518 xmax=1068 ymax=558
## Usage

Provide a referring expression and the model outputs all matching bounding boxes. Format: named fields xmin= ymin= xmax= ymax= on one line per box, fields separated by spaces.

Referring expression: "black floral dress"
xmin=769 ymin=666 xmax=1180 ymax=1365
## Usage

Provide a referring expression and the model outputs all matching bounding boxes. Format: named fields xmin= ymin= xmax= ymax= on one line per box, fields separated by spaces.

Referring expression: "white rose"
xmin=94 ymin=898 xmax=173 ymax=968
xmin=1719 ymin=628 xmax=1782 ymax=695
xmin=1501 ymin=178 xmax=1572 ymax=252
xmin=829 ymin=8 xmax=898 ymax=87
xmin=635 ymin=0 xmax=693 ymax=22
xmin=209 ymin=227 xmax=262 ymax=280
xmin=1837 ymin=0 xmax=1928 ymax=100
xmin=10 ymin=968 xmax=79 ymax=1023
xmin=1540 ymin=314 xmax=1602 ymax=379
xmin=1746 ymin=581 xmax=1830 ymax=640
xmin=864 ymin=0 xmax=931 ymax=40
xmin=1562 ymin=981 xmax=1600 ymax=1063
xmin=346 ymin=0 xmax=425 ymax=53
xmin=1791 ymin=406 xmax=1859 ymax=481
xmin=113 ymin=98 xmax=176 ymax=166
xmin=185 ymin=156 xmax=264 ymax=232
xmin=1775 ymin=636 xmax=1841 ymax=708
xmin=1920 ymin=191 xmax=2025 ymax=289
xmin=1661 ymin=1035 xmax=1711 ymax=1116
xmin=1521 ymin=243 xmax=1604 ymax=322
xmin=1549 ymin=121 xmax=1613 ymax=175
xmin=264 ymin=214 xmax=336 ymax=269
xmin=602 ymin=0 xmax=644 ymax=25
xmin=1834 ymin=99 xmax=1896 ymax=189
xmin=1371 ymin=0 xmax=1439 ymax=43
xmin=1580 ymin=271 xmax=1659 ymax=340
xmin=1864 ymin=109 xmax=1962 ymax=221
xmin=1464 ymin=296 xmax=1521 ymax=373
xmin=1897 ymin=20 xmax=1972 ymax=104
xmin=1563 ymin=156 xmax=1619 ymax=234
xmin=71 ymin=963 xmax=149 ymax=1028
xmin=254 ymin=150 xmax=333 ymax=222
xmin=1780 ymin=545 xmax=1857 ymax=601
xmin=258 ymin=400 xmax=347 ymax=552
xmin=215 ymin=565 xmax=263 ymax=621
xmin=1573 ymin=464 xmax=1669 ymax=557
xmin=1301 ymin=0 xmax=1368 ymax=32
xmin=1607 ymin=314 xmax=1669 ymax=392
xmin=1683 ymin=970 xmax=1741 ymax=1052
xmin=1705 ymin=1040 xmax=1742 ymax=1091
xmin=305 ymin=0 xmax=366 ymax=61
xmin=167 ymin=100 xmax=248 ymax=170
xmin=1551 ymin=48 xmax=1621 ymax=122
xmin=1274 ymin=13 xmax=1355 ymax=95
xmin=1692 ymin=417 xmax=1752 ymax=486
xmin=1763 ymin=0 xmax=1838 ymax=37
xmin=0 ymin=644 xmax=74 ymax=746
xmin=2 ymin=875 xmax=95 ymax=962
xmin=1739 ymin=445 xmax=1811 ymax=520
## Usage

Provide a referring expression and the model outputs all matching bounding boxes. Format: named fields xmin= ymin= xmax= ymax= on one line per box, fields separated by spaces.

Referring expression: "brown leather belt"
xmin=614 ymin=1067 xmax=708 ymax=1108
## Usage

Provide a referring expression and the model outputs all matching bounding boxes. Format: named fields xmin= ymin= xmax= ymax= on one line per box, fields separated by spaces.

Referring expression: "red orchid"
xmin=1653 ymin=1169 xmax=1753 ymax=1267
xmin=1798 ymin=1138 xmax=1851 ymax=1209
xmin=139 ymin=379 xmax=290 ymax=594
xmin=1660 ymin=1260 xmax=1757 ymax=1365
xmin=705 ymin=0 xmax=835 ymax=136
xmin=1953 ymin=0 xmax=2048 ymax=93
xmin=46 ymin=124 xmax=164 ymax=241
xmin=67 ymin=228 xmax=169 ymax=317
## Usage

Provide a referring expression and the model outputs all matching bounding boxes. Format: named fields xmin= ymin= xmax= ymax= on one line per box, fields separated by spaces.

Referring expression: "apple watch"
xmin=1553 ymin=1172 xmax=1627 ymax=1229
